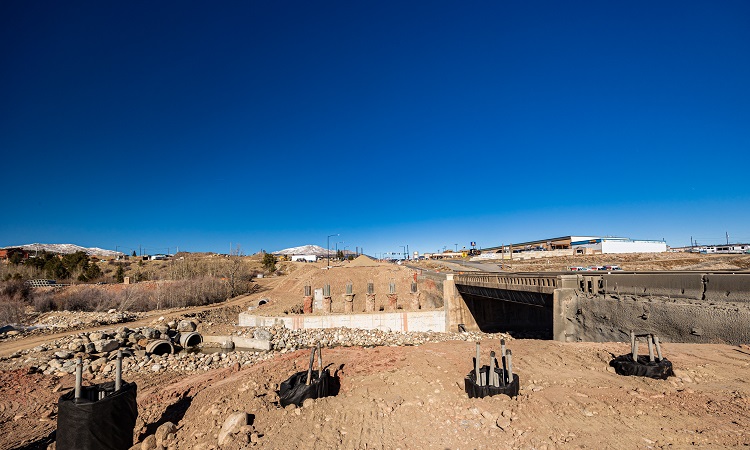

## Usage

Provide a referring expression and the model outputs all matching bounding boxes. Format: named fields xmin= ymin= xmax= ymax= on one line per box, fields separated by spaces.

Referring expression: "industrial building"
xmin=479 ymin=236 xmax=667 ymax=259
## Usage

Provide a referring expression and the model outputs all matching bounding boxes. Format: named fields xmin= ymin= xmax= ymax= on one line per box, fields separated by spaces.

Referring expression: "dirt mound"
xmin=347 ymin=255 xmax=381 ymax=267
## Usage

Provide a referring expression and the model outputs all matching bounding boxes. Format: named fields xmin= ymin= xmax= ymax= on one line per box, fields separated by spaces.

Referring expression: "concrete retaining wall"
xmin=554 ymin=292 xmax=750 ymax=345
xmin=704 ymin=274 xmax=750 ymax=303
xmin=601 ymin=273 xmax=705 ymax=300
xmin=238 ymin=310 xmax=446 ymax=332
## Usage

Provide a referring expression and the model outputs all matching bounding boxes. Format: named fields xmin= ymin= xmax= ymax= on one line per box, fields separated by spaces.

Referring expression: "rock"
xmin=218 ymin=412 xmax=248 ymax=447
xmin=142 ymin=328 xmax=160 ymax=339
xmin=151 ymin=364 xmax=162 ymax=372
xmin=54 ymin=351 xmax=73 ymax=359
xmin=302 ymin=398 xmax=315 ymax=408
xmin=253 ymin=329 xmax=272 ymax=340
xmin=496 ymin=417 xmax=511 ymax=430
xmin=89 ymin=332 xmax=105 ymax=341
xmin=154 ymin=421 xmax=176 ymax=446
xmin=177 ymin=320 xmax=196 ymax=332
xmin=94 ymin=339 xmax=120 ymax=353
xmin=140 ymin=434 xmax=157 ymax=450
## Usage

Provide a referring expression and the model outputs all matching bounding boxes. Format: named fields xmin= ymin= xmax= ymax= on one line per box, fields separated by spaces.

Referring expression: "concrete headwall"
xmin=239 ymin=310 xmax=446 ymax=332
xmin=601 ymin=273 xmax=705 ymax=299
xmin=556 ymin=292 xmax=750 ymax=345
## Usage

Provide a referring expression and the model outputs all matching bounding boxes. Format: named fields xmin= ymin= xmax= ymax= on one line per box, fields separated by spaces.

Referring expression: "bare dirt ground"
xmin=4 ymin=339 xmax=750 ymax=449
xmin=2 ymin=255 xmax=750 ymax=449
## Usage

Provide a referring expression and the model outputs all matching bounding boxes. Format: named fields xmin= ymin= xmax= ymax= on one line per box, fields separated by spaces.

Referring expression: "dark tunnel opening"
xmin=458 ymin=291 xmax=554 ymax=339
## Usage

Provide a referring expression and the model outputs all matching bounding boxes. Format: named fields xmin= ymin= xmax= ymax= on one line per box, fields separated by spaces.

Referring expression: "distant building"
xmin=291 ymin=255 xmax=317 ymax=262
xmin=674 ymin=244 xmax=750 ymax=254
xmin=480 ymin=235 xmax=667 ymax=258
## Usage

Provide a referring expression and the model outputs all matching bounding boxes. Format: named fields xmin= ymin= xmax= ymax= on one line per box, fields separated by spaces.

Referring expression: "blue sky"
xmin=1 ymin=1 xmax=749 ymax=256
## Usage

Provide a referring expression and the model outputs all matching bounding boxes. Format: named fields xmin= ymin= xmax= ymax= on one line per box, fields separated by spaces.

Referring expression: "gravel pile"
xmin=33 ymin=309 xmax=144 ymax=329
xmin=1 ymin=324 xmax=510 ymax=377
xmin=240 ymin=326 xmax=510 ymax=353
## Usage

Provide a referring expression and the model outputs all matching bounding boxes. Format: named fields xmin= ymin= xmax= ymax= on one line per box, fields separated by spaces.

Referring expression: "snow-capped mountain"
xmin=273 ymin=245 xmax=332 ymax=257
xmin=2 ymin=243 xmax=122 ymax=257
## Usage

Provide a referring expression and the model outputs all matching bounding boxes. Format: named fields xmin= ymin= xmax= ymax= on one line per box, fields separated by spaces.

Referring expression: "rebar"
xmin=475 ymin=342 xmax=482 ymax=386
xmin=74 ymin=357 xmax=83 ymax=400
xmin=317 ymin=343 xmax=323 ymax=379
xmin=506 ymin=349 xmax=514 ymax=384
xmin=115 ymin=350 xmax=122 ymax=391
xmin=654 ymin=336 xmax=663 ymax=361
xmin=489 ymin=351 xmax=497 ymax=387
xmin=306 ymin=346 xmax=317 ymax=386
xmin=647 ymin=335 xmax=655 ymax=363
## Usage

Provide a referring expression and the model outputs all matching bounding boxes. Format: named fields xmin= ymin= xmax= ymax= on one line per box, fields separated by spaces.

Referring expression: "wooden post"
xmin=631 ymin=331 xmax=637 ymax=361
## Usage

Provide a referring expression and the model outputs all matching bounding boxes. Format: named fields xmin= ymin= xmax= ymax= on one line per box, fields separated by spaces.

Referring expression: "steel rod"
xmin=506 ymin=349 xmax=514 ymax=384
xmin=475 ymin=342 xmax=482 ymax=386
xmin=317 ymin=343 xmax=323 ymax=379
xmin=74 ymin=357 xmax=83 ymax=400
xmin=489 ymin=351 xmax=497 ymax=387
xmin=115 ymin=350 xmax=122 ymax=391
xmin=306 ymin=346 xmax=316 ymax=386
xmin=647 ymin=335 xmax=655 ymax=363
xmin=654 ymin=336 xmax=663 ymax=361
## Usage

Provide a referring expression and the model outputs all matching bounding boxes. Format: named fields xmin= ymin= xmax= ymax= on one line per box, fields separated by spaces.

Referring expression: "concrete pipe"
xmin=145 ymin=339 xmax=174 ymax=355
xmin=179 ymin=332 xmax=203 ymax=348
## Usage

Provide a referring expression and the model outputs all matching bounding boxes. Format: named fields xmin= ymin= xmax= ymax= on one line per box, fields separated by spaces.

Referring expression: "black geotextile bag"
xmin=609 ymin=354 xmax=674 ymax=380
xmin=465 ymin=367 xmax=520 ymax=399
xmin=56 ymin=381 xmax=138 ymax=450
xmin=279 ymin=369 xmax=333 ymax=407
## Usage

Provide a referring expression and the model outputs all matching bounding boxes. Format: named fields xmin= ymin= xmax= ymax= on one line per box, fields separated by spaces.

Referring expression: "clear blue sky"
xmin=2 ymin=1 xmax=749 ymax=256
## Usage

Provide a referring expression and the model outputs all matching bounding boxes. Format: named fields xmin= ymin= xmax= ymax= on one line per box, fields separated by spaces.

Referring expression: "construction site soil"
xmin=1 ymin=254 xmax=749 ymax=449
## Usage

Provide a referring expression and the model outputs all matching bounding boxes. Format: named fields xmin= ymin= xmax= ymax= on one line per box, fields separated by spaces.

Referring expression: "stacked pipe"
xmin=465 ymin=340 xmax=519 ymax=398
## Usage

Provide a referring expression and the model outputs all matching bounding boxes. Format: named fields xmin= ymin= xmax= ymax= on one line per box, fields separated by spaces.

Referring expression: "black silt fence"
xmin=56 ymin=381 xmax=138 ymax=450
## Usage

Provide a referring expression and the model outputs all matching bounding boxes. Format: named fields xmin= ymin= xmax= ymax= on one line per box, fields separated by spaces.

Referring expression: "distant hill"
xmin=2 ymin=243 xmax=121 ymax=257
xmin=273 ymin=245 xmax=331 ymax=257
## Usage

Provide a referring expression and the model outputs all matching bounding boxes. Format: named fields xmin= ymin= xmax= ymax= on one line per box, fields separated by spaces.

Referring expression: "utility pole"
xmin=406 ymin=244 xmax=409 ymax=260
xmin=726 ymin=232 xmax=729 ymax=245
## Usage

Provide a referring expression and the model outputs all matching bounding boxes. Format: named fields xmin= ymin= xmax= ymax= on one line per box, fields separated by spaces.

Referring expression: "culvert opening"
xmin=184 ymin=334 xmax=202 ymax=347
xmin=458 ymin=292 xmax=553 ymax=339
xmin=148 ymin=341 xmax=173 ymax=355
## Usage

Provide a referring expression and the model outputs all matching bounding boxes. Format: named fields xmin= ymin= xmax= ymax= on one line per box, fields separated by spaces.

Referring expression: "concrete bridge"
xmin=444 ymin=271 xmax=750 ymax=344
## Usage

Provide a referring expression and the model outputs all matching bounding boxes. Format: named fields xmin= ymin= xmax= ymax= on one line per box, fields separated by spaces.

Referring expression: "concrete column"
xmin=322 ymin=296 xmax=332 ymax=313
xmin=444 ymin=273 xmax=479 ymax=332
xmin=365 ymin=294 xmax=376 ymax=312
xmin=386 ymin=294 xmax=398 ymax=311
xmin=552 ymin=287 xmax=578 ymax=342
xmin=303 ymin=296 xmax=313 ymax=314
xmin=408 ymin=292 xmax=421 ymax=310
xmin=343 ymin=294 xmax=355 ymax=313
